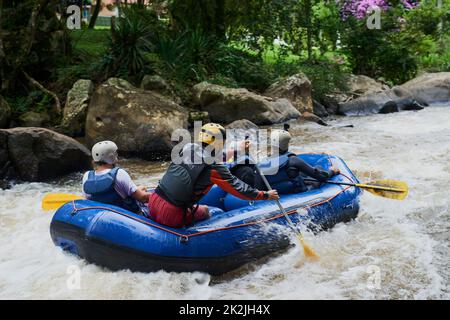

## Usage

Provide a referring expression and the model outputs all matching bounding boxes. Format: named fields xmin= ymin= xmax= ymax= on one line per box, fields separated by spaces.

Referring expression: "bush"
xmin=101 ymin=6 xmax=153 ymax=80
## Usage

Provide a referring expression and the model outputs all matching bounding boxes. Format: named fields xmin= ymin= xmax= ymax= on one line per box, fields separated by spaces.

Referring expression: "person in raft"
xmin=148 ymin=123 xmax=279 ymax=228
xmin=228 ymin=126 xmax=340 ymax=194
xmin=82 ymin=141 xmax=151 ymax=213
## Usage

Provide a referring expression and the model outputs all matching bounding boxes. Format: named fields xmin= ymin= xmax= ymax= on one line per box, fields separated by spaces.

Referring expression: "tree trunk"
xmin=0 ymin=0 xmax=5 ymax=90
xmin=214 ymin=0 xmax=226 ymax=40
xmin=23 ymin=71 xmax=62 ymax=114
xmin=88 ymin=0 xmax=102 ymax=29
xmin=7 ymin=0 xmax=50 ymax=92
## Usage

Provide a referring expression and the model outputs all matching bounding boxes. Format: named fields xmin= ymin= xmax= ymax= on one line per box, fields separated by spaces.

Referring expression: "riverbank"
xmin=1 ymin=104 xmax=448 ymax=299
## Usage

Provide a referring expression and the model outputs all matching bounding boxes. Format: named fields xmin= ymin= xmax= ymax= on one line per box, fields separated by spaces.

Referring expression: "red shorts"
xmin=148 ymin=192 xmax=210 ymax=228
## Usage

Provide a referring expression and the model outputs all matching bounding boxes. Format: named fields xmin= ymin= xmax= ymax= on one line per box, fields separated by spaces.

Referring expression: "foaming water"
xmin=1 ymin=105 xmax=449 ymax=299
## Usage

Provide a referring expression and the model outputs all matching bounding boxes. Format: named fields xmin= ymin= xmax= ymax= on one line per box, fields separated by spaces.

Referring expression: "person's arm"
xmin=115 ymin=169 xmax=151 ymax=203
xmin=210 ymin=164 xmax=278 ymax=200
xmin=131 ymin=186 xmax=151 ymax=203
xmin=288 ymin=157 xmax=338 ymax=182
xmin=81 ymin=172 xmax=90 ymax=199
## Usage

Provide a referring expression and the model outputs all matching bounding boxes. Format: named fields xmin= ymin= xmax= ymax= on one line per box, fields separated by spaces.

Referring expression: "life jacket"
xmin=156 ymin=143 xmax=207 ymax=208
xmin=83 ymin=167 xmax=140 ymax=213
xmin=258 ymin=152 xmax=306 ymax=194
xmin=227 ymin=154 xmax=256 ymax=172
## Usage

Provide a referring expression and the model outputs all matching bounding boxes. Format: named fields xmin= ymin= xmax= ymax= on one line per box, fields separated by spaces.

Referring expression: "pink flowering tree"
xmin=335 ymin=0 xmax=426 ymax=83
xmin=339 ymin=0 xmax=420 ymax=20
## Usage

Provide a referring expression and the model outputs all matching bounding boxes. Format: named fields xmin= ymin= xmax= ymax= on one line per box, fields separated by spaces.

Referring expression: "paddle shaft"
xmin=255 ymin=165 xmax=300 ymax=232
xmin=303 ymin=178 xmax=405 ymax=192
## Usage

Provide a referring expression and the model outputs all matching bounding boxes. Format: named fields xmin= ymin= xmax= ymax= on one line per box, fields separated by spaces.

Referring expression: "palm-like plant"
xmin=103 ymin=7 xmax=153 ymax=78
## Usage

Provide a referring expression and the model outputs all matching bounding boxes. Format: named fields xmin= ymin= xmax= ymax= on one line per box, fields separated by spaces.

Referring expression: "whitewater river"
xmin=1 ymin=104 xmax=449 ymax=299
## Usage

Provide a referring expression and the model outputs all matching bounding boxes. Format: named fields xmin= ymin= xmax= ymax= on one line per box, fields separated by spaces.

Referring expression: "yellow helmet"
xmin=198 ymin=123 xmax=226 ymax=146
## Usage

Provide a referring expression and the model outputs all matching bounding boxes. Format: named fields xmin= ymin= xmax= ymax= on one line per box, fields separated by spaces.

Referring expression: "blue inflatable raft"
xmin=50 ymin=154 xmax=362 ymax=275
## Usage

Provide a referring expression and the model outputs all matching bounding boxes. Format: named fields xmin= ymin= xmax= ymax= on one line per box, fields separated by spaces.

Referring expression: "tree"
xmin=0 ymin=0 xmax=70 ymax=112
xmin=88 ymin=0 xmax=102 ymax=29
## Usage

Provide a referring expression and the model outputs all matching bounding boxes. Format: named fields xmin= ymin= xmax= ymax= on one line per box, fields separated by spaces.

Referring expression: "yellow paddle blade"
xmin=357 ymin=180 xmax=409 ymax=200
xmin=298 ymin=235 xmax=320 ymax=261
xmin=42 ymin=193 xmax=85 ymax=211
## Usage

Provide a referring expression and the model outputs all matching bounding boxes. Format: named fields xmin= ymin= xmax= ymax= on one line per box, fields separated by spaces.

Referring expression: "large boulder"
xmin=399 ymin=72 xmax=450 ymax=104
xmin=0 ymin=96 xmax=11 ymax=128
xmin=338 ymin=90 xmax=398 ymax=116
xmin=140 ymin=75 xmax=182 ymax=105
xmin=322 ymin=74 xmax=388 ymax=114
xmin=226 ymin=119 xmax=259 ymax=131
xmin=264 ymin=73 xmax=313 ymax=113
xmin=192 ymin=82 xmax=300 ymax=125
xmin=60 ymin=79 xmax=94 ymax=136
xmin=0 ymin=127 xmax=91 ymax=182
xmin=338 ymin=72 xmax=450 ymax=116
xmin=345 ymin=74 xmax=389 ymax=97
xmin=85 ymin=78 xmax=188 ymax=159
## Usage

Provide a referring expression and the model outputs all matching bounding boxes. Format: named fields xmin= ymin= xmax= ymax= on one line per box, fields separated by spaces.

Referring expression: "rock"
xmin=302 ymin=112 xmax=328 ymax=126
xmin=337 ymin=73 xmax=450 ymax=116
xmin=193 ymin=83 xmax=300 ymax=125
xmin=192 ymin=82 xmax=212 ymax=106
xmin=85 ymin=78 xmax=188 ymax=159
xmin=399 ymin=72 xmax=450 ymax=104
xmin=0 ymin=127 xmax=91 ymax=182
xmin=321 ymin=95 xmax=340 ymax=115
xmin=141 ymin=75 xmax=169 ymax=91
xmin=322 ymin=74 xmax=388 ymax=115
xmin=397 ymin=98 xmax=425 ymax=111
xmin=225 ymin=119 xmax=259 ymax=131
xmin=345 ymin=74 xmax=389 ymax=96
xmin=0 ymin=96 xmax=11 ymax=128
xmin=0 ymin=130 xmax=9 ymax=169
xmin=264 ymin=73 xmax=313 ymax=113
xmin=188 ymin=111 xmax=210 ymax=127
xmin=378 ymin=101 xmax=399 ymax=114
xmin=339 ymin=90 xmax=397 ymax=116
xmin=312 ymin=100 xmax=329 ymax=118
xmin=18 ymin=111 xmax=51 ymax=127
xmin=140 ymin=75 xmax=182 ymax=105
xmin=60 ymin=79 xmax=94 ymax=136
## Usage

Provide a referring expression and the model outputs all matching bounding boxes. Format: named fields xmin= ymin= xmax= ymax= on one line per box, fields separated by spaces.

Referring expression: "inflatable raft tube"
xmin=50 ymin=154 xmax=362 ymax=275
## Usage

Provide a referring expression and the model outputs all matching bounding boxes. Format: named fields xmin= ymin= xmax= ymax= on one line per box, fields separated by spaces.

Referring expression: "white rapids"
xmin=0 ymin=104 xmax=449 ymax=299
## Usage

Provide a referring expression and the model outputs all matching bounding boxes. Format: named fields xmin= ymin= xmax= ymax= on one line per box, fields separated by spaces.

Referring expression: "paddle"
xmin=255 ymin=165 xmax=320 ymax=260
xmin=41 ymin=193 xmax=85 ymax=211
xmin=304 ymin=178 xmax=408 ymax=200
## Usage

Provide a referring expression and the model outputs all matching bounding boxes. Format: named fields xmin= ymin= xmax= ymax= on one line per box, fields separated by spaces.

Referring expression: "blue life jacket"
xmin=83 ymin=167 xmax=140 ymax=212
xmin=258 ymin=152 xmax=306 ymax=194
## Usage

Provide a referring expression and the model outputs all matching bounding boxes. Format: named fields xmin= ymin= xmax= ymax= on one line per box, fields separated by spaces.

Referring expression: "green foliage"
xmin=3 ymin=0 xmax=449 ymax=124
xmin=101 ymin=5 xmax=153 ymax=79
xmin=300 ymin=63 xmax=349 ymax=101
xmin=5 ymin=91 xmax=52 ymax=116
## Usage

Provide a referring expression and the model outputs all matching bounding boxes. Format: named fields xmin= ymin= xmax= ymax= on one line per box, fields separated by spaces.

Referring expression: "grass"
xmin=70 ymin=28 xmax=110 ymax=56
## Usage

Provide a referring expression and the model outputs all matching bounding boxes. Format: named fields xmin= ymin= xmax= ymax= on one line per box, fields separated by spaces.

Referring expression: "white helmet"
xmin=91 ymin=141 xmax=119 ymax=164
xmin=270 ymin=129 xmax=291 ymax=153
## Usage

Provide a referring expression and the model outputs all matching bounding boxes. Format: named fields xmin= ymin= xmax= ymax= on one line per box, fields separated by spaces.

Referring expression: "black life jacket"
xmin=156 ymin=143 xmax=207 ymax=208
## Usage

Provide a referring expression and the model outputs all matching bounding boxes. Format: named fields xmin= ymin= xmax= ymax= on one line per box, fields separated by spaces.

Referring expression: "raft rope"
xmin=70 ymin=154 xmax=357 ymax=242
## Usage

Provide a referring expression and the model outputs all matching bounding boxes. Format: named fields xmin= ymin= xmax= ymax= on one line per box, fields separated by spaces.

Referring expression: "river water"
xmin=1 ymin=104 xmax=449 ymax=299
